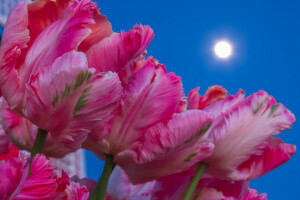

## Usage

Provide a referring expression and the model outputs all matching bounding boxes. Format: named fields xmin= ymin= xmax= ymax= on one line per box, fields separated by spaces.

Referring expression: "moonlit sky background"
xmin=1 ymin=0 xmax=299 ymax=199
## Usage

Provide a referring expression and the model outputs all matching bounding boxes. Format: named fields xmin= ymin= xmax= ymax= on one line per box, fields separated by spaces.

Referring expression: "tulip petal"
xmin=241 ymin=189 xmax=267 ymax=200
xmin=0 ymin=152 xmax=29 ymax=200
xmin=21 ymin=0 xmax=96 ymax=83
xmin=57 ymin=71 xmax=123 ymax=148
xmin=86 ymin=25 xmax=154 ymax=75
xmin=26 ymin=51 xmax=91 ymax=136
xmin=188 ymin=86 xmax=227 ymax=110
xmin=203 ymin=89 xmax=245 ymax=116
xmin=27 ymin=0 xmax=72 ymax=41
xmin=78 ymin=10 xmax=113 ymax=52
xmin=116 ymin=110 xmax=214 ymax=183
xmin=103 ymin=61 xmax=182 ymax=155
xmin=0 ymin=1 xmax=30 ymax=111
xmin=232 ymin=139 xmax=296 ymax=180
xmin=205 ymin=90 xmax=295 ymax=180
xmin=15 ymin=154 xmax=57 ymax=199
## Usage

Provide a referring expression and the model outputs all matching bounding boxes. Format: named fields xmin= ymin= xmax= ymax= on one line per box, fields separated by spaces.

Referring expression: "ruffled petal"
xmin=78 ymin=9 xmax=113 ymax=52
xmin=231 ymin=138 xmax=296 ymax=180
xmin=204 ymin=90 xmax=295 ymax=180
xmin=116 ymin=110 xmax=214 ymax=183
xmin=21 ymin=0 xmax=96 ymax=84
xmin=86 ymin=25 xmax=154 ymax=75
xmin=91 ymin=61 xmax=182 ymax=156
xmin=56 ymin=71 xmax=122 ymax=148
xmin=241 ymin=189 xmax=267 ymax=200
xmin=15 ymin=154 xmax=58 ymax=199
xmin=0 ymin=151 xmax=29 ymax=200
xmin=188 ymin=86 xmax=227 ymax=110
xmin=25 ymin=51 xmax=91 ymax=140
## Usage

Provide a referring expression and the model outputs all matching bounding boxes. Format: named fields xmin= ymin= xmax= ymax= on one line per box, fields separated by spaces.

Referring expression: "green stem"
xmin=89 ymin=155 xmax=114 ymax=200
xmin=183 ymin=162 xmax=207 ymax=200
xmin=27 ymin=128 xmax=48 ymax=176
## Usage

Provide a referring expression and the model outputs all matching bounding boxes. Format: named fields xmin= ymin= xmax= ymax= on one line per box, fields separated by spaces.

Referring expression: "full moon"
xmin=214 ymin=40 xmax=233 ymax=59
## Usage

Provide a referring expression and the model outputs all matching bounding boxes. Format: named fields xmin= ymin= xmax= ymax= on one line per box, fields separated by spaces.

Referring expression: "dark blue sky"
xmin=85 ymin=0 xmax=300 ymax=199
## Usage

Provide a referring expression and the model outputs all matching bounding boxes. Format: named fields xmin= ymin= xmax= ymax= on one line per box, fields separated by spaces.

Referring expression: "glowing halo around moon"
xmin=214 ymin=40 xmax=233 ymax=59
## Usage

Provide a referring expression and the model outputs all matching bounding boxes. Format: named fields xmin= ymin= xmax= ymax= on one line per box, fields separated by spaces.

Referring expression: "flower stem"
xmin=183 ymin=162 xmax=207 ymax=200
xmin=89 ymin=155 xmax=115 ymax=200
xmin=27 ymin=128 xmax=48 ymax=176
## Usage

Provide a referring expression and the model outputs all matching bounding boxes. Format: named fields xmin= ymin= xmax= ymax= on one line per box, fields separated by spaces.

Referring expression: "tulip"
xmin=0 ymin=0 xmax=124 ymax=154
xmin=0 ymin=146 xmax=89 ymax=199
xmin=188 ymin=88 xmax=296 ymax=181
xmin=84 ymin=57 xmax=214 ymax=200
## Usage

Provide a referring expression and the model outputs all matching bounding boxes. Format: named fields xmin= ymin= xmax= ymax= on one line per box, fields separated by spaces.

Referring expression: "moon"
xmin=214 ymin=40 xmax=233 ymax=59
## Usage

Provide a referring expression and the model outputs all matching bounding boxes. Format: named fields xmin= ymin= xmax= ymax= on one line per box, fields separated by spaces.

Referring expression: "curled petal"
xmin=92 ymin=61 xmax=182 ymax=156
xmin=57 ymin=72 xmax=122 ymax=148
xmin=21 ymin=0 xmax=96 ymax=84
xmin=241 ymin=189 xmax=267 ymax=200
xmin=78 ymin=9 xmax=113 ymax=52
xmin=205 ymin=90 xmax=295 ymax=180
xmin=26 ymin=51 xmax=91 ymax=141
xmin=232 ymin=139 xmax=296 ymax=180
xmin=86 ymin=25 xmax=154 ymax=75
xmin=16 ymin=154 xmax=58 ymax=199
xmin=0 ymin=151 xmax=29 ymax=200
xmin=116 ymin=110 xmax=214 ymax=183
xmin=188 ymin=86 xmax=227 ymax=110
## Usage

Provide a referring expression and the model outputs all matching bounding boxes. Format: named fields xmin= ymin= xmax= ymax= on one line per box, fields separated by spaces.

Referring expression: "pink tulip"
xmin=0 ymin=0 xmax=125 ymax=149
xmin=84 ymin=58 xmax=214 ymax=183
xmin=1 ymin=99 xmax=75 ymax=157
xmin=188 ymin=88 xmax=296 ymax=180
xmin=0 ymin=146 xmax=89 ymax=199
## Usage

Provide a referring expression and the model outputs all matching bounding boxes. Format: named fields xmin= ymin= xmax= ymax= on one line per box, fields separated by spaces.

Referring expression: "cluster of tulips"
xmin=0 ymin=0 xmax=296 ymax=199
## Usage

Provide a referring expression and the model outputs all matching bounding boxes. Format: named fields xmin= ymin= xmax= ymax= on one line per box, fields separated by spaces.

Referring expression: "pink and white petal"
xmin=116 ymin=110 xmax=214 ymax=183
xmin=72 ymin=72 xmax=122 ymax=127
xmin=25 ymin=51 xmax=91 ymax=138
xmin=21 ymin=0 xmax=96 ymax=83
xmin=16 ymin=154 xmax=58 ymax=199
xmin=204 ymin=91 xmax=295 ymax=180
xmin=241 ymin=189 xmax=267 ymax=200
xmin=203 ymin=89 xmax=245 ymax=117
xmin=0 ymin=1 xmax=30 ymax=111
xmin=54 ymin=71 xmax=122 ymax=149
xmin=86 ymin=25 xmax=154 ymax=74
xmin=231 ymin=139 xmax=296 ymax=180
xmin=188 ymin=86 xmax=227 ymax=110
xmin=105 ymin=62 xmax=182 ymax=154
xmin=107 ymin=166 xmax=155 ymax=200
xmin=0 ymin=153 xmax=29 ymax=200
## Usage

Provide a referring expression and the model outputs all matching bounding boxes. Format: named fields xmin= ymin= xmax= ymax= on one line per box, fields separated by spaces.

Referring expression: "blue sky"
xmin=85 ymin=0 xmax=300 ymax=199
